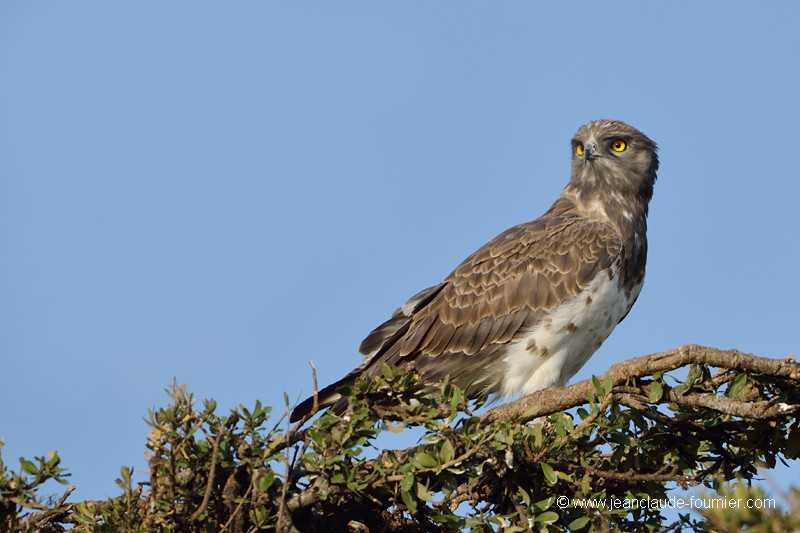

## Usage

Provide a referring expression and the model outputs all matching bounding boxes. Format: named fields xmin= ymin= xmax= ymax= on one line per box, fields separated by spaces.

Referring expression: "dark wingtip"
xmin=289 ymin=396 xmax=316 ymax=423
xmin=289 ymin=375 xmax=356 ymax=423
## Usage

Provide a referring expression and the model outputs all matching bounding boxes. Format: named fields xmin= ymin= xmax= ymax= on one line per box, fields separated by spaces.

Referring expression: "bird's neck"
xmin=548 ymin=186 xmax=650 ymax=289
xmin=553 ymin=185 xmax=649 ymax=239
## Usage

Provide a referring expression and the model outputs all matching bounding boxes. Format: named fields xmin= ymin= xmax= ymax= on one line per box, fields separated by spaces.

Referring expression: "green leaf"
xmin=439 ymin=439 xmax=455 ymax=464
xmin=412 ymin=451 xmax=439 ymax=469
xmin=541 ymin=462 xmax=557 ymax=485
xmin=648 ymin=380 xmax=664 ymax=402
xmin=533 ymin=511 xmax=559 ymax=524
xmin=400 ymin=472 xmax=414 ymax=492
xmin=518 ymin=487 xmax=531 ymax=506
xmin=336 ymin=384 xmax=355 ymax=398
xmin=728 ymin=373 xmax=748 ymax=398
xmin=531 ymin=422 xmax=543 ymax=449
xmin=380 ymin=364 xmax=397 ymax=380
xmin=400 ymin=473 xmax=417 ymax=513
xmin=71 ymin=503 xmax=97 ymax=526
xmin=416 ymin=482 xmax=433 ymax=502
xmin=20 ymin=459 xmax=39 ymax=475
xmin=532 ymin=496 xmax=555 ymax=512
xmin=686 ymin=363 xmax=701 ymax=385
xmin=553 ymin=415 xmax=567 ymax=438
xmin=592 ymin=375 xmax=604 ymax=396
xmin=568 ymin=516 xmax=590 ymax=530
xmin=116 ymin=466 xmax=133 ymax=490
xmin=259 ymin=471 xmax=275 ymax=492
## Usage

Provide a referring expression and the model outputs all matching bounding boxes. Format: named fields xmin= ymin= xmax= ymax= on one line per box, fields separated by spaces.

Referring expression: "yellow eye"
xmin=575 ymin=144 xmax=584 ymax=156
xmin=611 ymin=139 xmax=627 ymax=152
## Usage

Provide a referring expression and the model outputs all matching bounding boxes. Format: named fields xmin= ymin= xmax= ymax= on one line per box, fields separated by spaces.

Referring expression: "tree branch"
xmin=481 ymin=344 xmax=800 ymax=425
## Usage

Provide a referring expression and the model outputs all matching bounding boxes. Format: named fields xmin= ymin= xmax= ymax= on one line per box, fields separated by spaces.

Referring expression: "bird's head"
xmin=569 ymin=120 xmax=659 ymax=203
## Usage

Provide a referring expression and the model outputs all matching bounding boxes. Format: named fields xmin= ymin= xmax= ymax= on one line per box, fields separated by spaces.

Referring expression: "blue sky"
xmin=2 ymin=1 xmax=798 ymax=512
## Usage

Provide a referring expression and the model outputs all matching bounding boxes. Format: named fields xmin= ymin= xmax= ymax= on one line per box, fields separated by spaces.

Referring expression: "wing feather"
xmin=351 ymin=212 xmax=622 ymax=392
xmin=359 ymin=283 xmax=445 ymax=357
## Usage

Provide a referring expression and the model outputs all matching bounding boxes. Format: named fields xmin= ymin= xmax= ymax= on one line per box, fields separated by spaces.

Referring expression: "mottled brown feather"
xmin=346 ymin=215 xmax=622 ymax=390
xmin=290 ymin=119 xmax=659 ymax=422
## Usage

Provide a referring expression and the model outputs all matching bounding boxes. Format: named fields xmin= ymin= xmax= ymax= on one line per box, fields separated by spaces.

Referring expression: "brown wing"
xmin=355 ymin=213 xmax=623 ymax=393
xmin=290 ymin=213 xmax=622 ymax=422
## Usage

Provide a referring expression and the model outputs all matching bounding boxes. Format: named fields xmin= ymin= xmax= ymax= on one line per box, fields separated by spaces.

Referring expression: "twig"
xmin=219 ymin=481 xmax=253 ymax=533
xmin=276 ymin=362 xmax=320 ymax=531
xmin=10 ymin=497 xmax=49 ymax=511
xmin=584 ymin=465 xmax=693 ymax=488
xmin=22 ymin=485 xmax=76 ymax=529
xmin=189 ymin=431 xmax=220 ymax=521
xmin=665 ymin=388 xmax=799 ymax=419
xmin=56 ymin=486 xmax=75 ymax=507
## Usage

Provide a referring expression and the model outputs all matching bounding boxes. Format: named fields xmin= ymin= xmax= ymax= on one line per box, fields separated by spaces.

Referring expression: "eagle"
xmin=291 ymin=120 xmax=658 ymax=422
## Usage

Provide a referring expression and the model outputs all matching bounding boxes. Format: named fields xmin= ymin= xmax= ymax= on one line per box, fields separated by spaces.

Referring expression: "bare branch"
xmin=189 ymin=432 xmax=219 ymax=522
xmin=481 ymin=344 xmax=800 ymax=425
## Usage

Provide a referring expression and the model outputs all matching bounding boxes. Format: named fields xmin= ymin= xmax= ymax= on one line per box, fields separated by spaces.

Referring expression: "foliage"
xmin=694 ymin=481 xmax=800 ymax=533
xmin=1 ymin=345 xmax=799 ymax=532
xmin=0 ymin=440 xmax=70 ymax=532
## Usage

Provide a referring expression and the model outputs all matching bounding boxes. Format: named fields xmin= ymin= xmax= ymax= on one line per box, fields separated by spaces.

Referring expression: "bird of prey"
xmin=291 ymin=119 xmax=658 ymax=423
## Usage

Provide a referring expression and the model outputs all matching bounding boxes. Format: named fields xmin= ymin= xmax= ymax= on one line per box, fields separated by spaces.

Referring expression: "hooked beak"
xmin=584 ymin=142 xmax=599 ymax=161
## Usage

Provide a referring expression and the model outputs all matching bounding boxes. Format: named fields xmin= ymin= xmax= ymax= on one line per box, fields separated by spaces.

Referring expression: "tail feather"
xmin=289 ymin=375 xmax=355 ymax=423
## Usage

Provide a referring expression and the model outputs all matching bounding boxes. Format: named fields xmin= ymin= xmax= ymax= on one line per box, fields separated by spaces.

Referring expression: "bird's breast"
xmin=498 ymin=258 xmax=642 ymax=396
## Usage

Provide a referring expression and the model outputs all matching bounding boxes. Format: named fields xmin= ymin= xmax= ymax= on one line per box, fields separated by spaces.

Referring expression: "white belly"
xmin=500 ymin=263 xmax=641 ymax=396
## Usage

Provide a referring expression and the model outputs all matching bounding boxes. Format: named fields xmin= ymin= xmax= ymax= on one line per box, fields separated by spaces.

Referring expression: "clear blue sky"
xmin=2 ymin=1 xmax=798 ymax=511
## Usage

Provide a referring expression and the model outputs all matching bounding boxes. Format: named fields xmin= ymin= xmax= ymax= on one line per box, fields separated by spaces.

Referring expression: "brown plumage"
xmin=291 ymin=120 xmax=658 ymax=422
